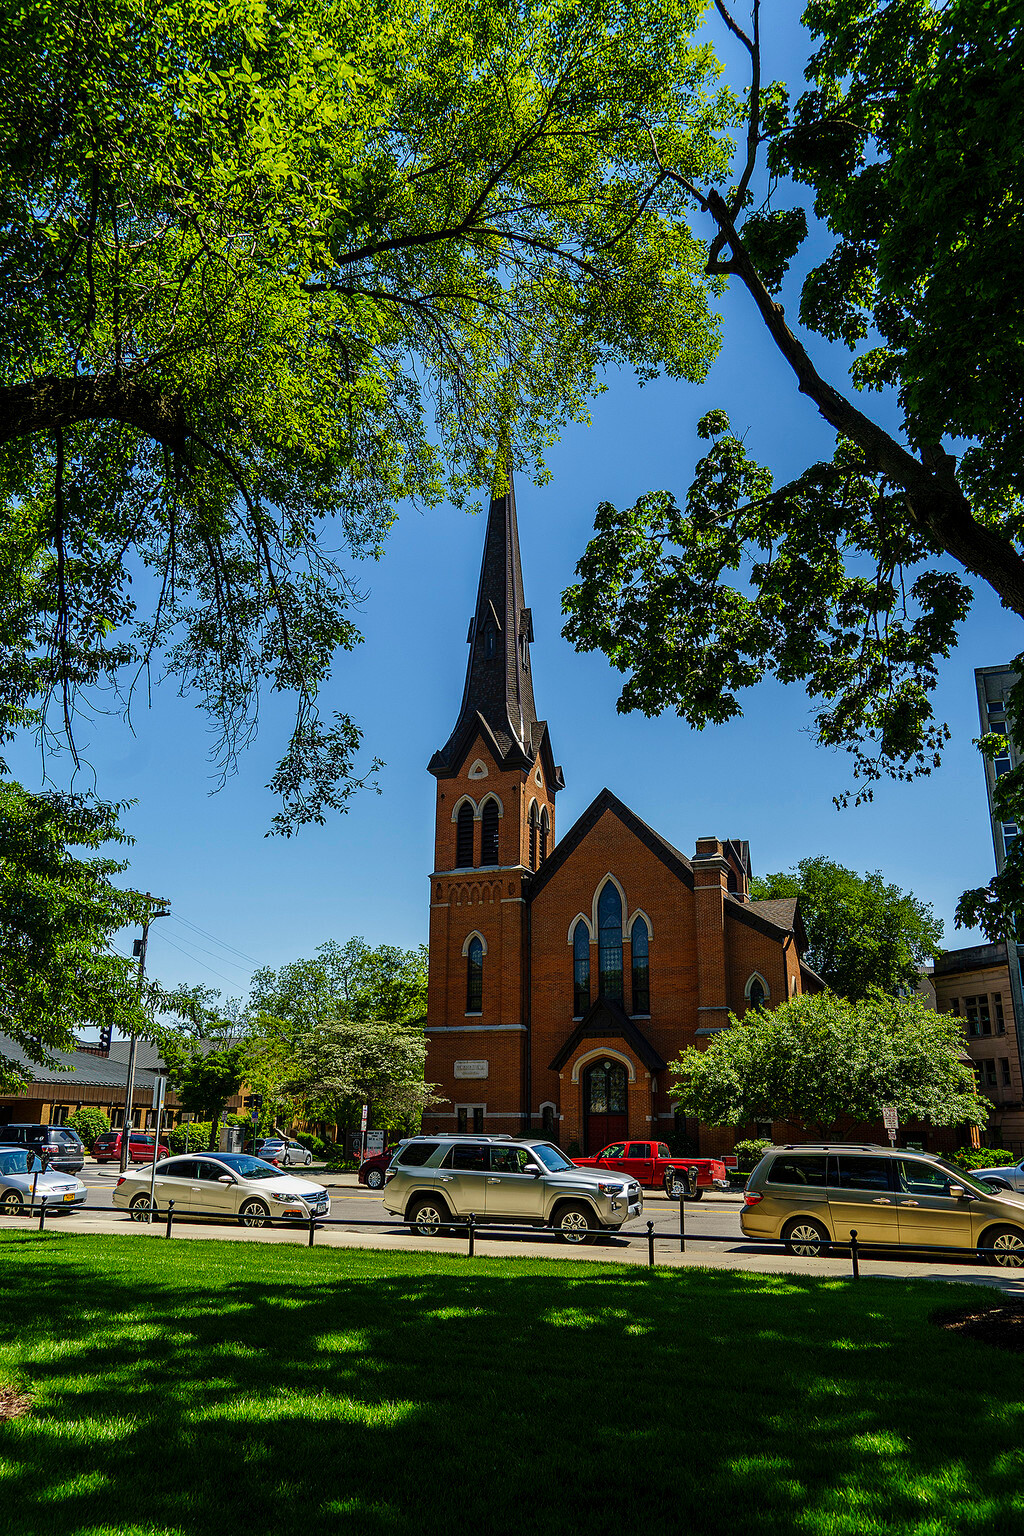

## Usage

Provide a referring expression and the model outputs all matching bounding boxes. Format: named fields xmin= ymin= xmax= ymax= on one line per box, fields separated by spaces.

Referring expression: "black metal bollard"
xmin=37 ymin=1195 xmax=47 ymax=1233
xmin=468 ymin=1212 xmax=476 ymax=1257
xmin=164 ymin=1199 xmax=175 ymax=1239
xmin=308 ymin=1211 xmax=316 ymax=1248
xmin=647 ymin=1219 xmax=655 ymax=1268
xmin=849 ymin=1228 xmax=860 ymax=1280
xmin=678 ymin=1189 xmax=686 ymax=1253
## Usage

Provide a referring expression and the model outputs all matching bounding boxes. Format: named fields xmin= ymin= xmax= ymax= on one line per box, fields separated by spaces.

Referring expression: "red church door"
xmin=583 ymin=1059 xmax=628 ymax=1153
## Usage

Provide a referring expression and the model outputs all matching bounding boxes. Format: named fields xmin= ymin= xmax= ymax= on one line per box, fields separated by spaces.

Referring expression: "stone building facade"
xmin=423 ymin=479 xmax=819 ymax=1154
xmin=929 ymin=943 xmax=1024 ymax=1156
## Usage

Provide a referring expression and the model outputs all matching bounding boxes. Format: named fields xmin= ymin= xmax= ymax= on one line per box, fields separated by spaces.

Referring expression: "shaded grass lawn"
xmin=1 ymin=1231 xmax=1022 ymax=1536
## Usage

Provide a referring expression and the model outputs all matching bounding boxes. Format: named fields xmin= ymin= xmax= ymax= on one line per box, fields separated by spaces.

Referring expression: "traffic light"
xmin=243 ymin=1094 xmax=264 ymax=1112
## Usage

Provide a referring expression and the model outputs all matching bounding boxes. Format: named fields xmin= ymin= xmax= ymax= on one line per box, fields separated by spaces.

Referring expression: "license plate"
xmin=63 ymin=1192 xmax=76 ymax=1202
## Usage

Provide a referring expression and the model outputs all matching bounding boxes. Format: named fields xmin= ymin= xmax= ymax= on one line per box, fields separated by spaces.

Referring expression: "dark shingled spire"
xmin=429 ymin=474 xmax=563 ymax=787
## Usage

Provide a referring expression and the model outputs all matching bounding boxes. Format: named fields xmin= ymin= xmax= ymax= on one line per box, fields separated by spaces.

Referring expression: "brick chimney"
xmin=692 ymin=837 xmax=730 ymax=1027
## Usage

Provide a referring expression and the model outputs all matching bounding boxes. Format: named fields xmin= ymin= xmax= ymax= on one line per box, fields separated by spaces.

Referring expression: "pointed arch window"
xmin=573 ymin=921 xmax=591 ymax=1017
xmin=466 ymin=937 xmax=483 ymax=1013
xmin=529 ymin=802 xmax=539 ymax=871
xmin=539 ymin=806 xmax=549 ymax=863
xmin=630 ymin=917 xmax=650 ymax=1015
xmin=747 ymin=976 xmax=767 ymax=1011
xmin=480 ymin=799 xmax=500 ymax=865
xmin=456 ymin=801 xmax=475 ymax=867
xmin=597 ymin=882 xmax=623 ymax=1003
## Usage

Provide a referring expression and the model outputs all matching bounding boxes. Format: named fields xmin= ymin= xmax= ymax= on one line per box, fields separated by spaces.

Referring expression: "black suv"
xmin=0 ymin=1124 xmax=85 ymax=1172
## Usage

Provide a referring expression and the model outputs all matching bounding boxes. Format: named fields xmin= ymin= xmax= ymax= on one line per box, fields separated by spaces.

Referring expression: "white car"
xmin=113 ymin=1152 xmax=330 ymax=1227
xmin=0 ymin=1147 xmax=87 ymax=1214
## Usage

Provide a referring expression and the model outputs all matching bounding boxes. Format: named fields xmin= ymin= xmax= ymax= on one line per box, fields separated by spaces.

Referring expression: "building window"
xmin=529 ymin=802 xmax=539 ymax=871
xmin=747 ymin=977 xmax=767 ymax=1011
xmin=541 ymin=1105 xmax=556 ymax=1139
xmin=50 ymin=1105 xmax=70 ymax=1125
xmin=473 ymin=1107 xmax=484 ymax=1132
xmin=1003 ymin=822 xmax=1019 ymax=857
xmin=466 ymin=937 xmax=483 ymax=1013
xmin=946 ymin=997 xmax=959 ymax=1015
xmin=456 ymin=801 xmax=475 ymax=867
xmin=631 ymin=918 xmax=650 ymax=1014
xmin=480 ymin=799 xmax=500 ymax=866
xmin=597 ymin=882 xmax=623 ymax=1003
xmin=539 ymin=807 xmax=549 ymax=863
xmin=965 ymin=996 xmax=992 ymax=1036
xmin=457 ymin=1107 xmax=468 ymax=1133
xmin=573 ymin=920 xmax=591 ymax=1017
xmin=1001 ymin=1058 xmax=1012 ymax=1086
xmin=983 ymin=1059 xmax=998 ymax=1090
xmin=755 ymin=1121 xmax=773 ymax=1140
xmin=995 ymin=993 xmax=1006 ymax=1033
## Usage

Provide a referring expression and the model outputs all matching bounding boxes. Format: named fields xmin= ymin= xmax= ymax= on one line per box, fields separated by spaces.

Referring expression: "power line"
xmin=158 ymin=924 xmax=253 ymax=975
xmin=167 ymin=912 xmax=260 ymax=967
xmin=149 ymin=928 xmax=248 ymax=987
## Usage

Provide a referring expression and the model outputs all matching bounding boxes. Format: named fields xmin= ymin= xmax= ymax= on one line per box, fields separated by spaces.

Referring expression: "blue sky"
xmin=11 ymin=3 xmax=1022 ymax=1006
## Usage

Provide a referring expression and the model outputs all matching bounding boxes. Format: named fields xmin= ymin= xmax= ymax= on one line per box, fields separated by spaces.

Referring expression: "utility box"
xmin=219 ymin=1125 xmax=244 ymax=1153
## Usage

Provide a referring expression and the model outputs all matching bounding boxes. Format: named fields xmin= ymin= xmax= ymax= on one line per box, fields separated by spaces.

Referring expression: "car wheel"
xmin=365 ymin=1168 xmax=385 ymax=1190
xmin=554 ymin=1203 xmax=597 ymax=1245
xmin=408 ymin=1196 xmax=450 ymax=1237
xmin=305 ymin=1153 xmax=312 ymax=1166
xmin=782 ymin=1217 xmax=831 ymax=1258
xmin=239 ymin=1199 xmax=270 ymax=1228
xmin=983 ymin=1225 xmax=1024 ymax=1268
xmin=1 ymin=1189 xmax=23 ymax=1216
xmin=129 ymin=1192 xmax=156 ymax=1222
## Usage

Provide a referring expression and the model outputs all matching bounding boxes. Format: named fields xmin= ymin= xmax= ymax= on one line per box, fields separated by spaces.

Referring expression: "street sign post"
xmin=147 ymin=1074 xmax=167 ymax=1221
xmin=881 ymin=1106 xmax=899 ymax=1146
xmin=359 ymin=1104 xmax=369 ymax=1161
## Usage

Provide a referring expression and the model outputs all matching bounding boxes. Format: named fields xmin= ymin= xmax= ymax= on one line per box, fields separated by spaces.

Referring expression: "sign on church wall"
xmin=454 ymin=1059 xmax=489 ymax=1079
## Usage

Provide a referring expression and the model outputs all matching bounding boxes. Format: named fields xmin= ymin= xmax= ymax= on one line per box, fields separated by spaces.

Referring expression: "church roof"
xmin=429 ymin=475 xmax=563 ymax=786
xmin=548 ymin=998 xmax=668 ymax=1074
xmin=746 ymin=897 xmax=799 ymax=931
xmin=528 ymin=787 xmax=694 ymax=899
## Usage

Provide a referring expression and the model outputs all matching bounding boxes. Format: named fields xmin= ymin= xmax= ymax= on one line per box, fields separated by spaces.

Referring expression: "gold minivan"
xmin=741 ymin=1144 xmax=1024 ymax=1266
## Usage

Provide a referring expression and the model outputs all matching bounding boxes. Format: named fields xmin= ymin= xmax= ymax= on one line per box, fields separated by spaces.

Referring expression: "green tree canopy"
xmin=0 ymin=783 xmax=153 ymax=1088
xmin=670 ymin=992 xmax=982 ymax=1136
xmin=0 ymin=0 xmax=729 ymax=830
xmin=248 ymin=938 xmax=427 ymax=1034
xmin=161 ymin=1037 xmax=247 ymax=1152
xmin=282 ymin=1019 xmax=438 ymax=1132
xmin=750 ymin=856 xmax=943 ymax=1000
xmin=562 ymin=0 xmax=1024 ymax=934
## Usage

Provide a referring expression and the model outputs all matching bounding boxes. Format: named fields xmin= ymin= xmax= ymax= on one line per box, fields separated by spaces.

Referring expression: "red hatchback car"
xmin=358 ymin=1148 xmax=397 ymax=1190
xmin=92 ymin=1131 xmax=170 ymax=1164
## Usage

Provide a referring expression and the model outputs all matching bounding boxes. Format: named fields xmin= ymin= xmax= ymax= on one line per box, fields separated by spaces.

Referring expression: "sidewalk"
xmin=5 ymin=1208 xmax=1023 ymax=1295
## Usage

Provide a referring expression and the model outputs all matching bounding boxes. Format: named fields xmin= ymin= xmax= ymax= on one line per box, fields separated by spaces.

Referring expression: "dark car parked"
xmin=358 ymin=1147 xmax=398 ymax=1190
xmin=0 ymin=1124 xmax=85 ymax=1172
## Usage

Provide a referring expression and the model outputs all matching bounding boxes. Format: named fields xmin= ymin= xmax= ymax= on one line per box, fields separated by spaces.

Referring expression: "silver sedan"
xmin=112 ymin=1152 xmax=330 ymax=1226
xmin=0 ymin=1148 xmax=87 ymax=1214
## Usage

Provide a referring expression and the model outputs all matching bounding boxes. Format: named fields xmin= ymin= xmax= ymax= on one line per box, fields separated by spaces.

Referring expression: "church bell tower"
xmin=423 ymin=476 xmax=563 ymax=1132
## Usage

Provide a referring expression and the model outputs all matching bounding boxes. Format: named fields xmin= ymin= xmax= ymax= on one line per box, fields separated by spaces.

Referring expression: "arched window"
xmin=528 ymin=802 xmax=539 ymax=870
xmin=539 ymin=806 xmax=549 ymax=863
xmin=573 ymin=920 xmax=591 ymax=1017
xmin=747 ymin=976 xmax=767 ymax=1011
xmin=466 ymin=937 xmax=483 ymax=1013
xmin=456 ymin=801 xmax=475 ymax=867
xmin=631 ymin=917 xmax=650 ymax=1015
xmin=541 ymin=1105 xmax=556 ymax=1139
xmin=597 ymin=882 xmax=623 ymax=1003
xmin=480 ymin=799 xmax=500 ymax=865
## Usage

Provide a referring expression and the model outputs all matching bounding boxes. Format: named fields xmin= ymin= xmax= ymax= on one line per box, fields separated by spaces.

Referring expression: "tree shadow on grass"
xmin=1 ymin=1232 xmax=1022 ymax=1536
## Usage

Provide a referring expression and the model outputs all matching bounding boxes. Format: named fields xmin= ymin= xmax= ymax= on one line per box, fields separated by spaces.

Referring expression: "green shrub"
xmin=296 ymin=1134 xmax=325 ymax=1156
xmin=321 ymin=1143 xmax=358 ymax=1171
xmin=951 ymin=1146 xmax=1018 ymax=1170
xmin=732 ymin=1138 xmax=772 ymax=1171
xmin=66 ymin=1108 xmax=110 ymax=1150
xmin=167 ymin=1121 xmax=212 ymax=1153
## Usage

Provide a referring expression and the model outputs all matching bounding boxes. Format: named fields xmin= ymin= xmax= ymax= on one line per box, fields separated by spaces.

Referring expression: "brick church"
xmin=422 ymin=478 xmax=819 ymax=1155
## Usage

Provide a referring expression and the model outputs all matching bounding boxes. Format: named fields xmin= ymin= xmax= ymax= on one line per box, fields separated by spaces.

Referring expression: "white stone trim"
xmin=479 ymin=792 xmax=504 ymax=818
xmin=745 ymin=971 xmax=769 ymax=1003
xmin=591 ymin=873 xmax=628 ymax=933
xmin=468 ymin=759 xmax=489 ymax=779
xmin=624 ymin=907 xmax=653 ymax=940
xmin=569 ymin=1045 xmax=636 ymax=1084
xmin=424 ymin=1023 xmax=526 ymax=1033
xmin=567 ymin=912 xmax=595 ymax=944
xmin=461 ymin=930 xmax=487 ymax=957
xmin=451 ymin=793 xmax=478 ymax=822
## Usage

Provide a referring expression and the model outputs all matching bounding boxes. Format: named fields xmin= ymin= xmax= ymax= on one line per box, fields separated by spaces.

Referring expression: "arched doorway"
xmin=582 ymin=1057 xmax=628 ymax=1152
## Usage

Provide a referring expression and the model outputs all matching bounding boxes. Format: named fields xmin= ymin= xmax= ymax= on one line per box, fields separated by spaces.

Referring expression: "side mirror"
xmin=948 ymin=1184 xmax=966 ymax=1200
xmin=218 ymin=1175 xmax=234 ymax=1185
xmin=529 ymin=1165 xmax=543 ymax=1176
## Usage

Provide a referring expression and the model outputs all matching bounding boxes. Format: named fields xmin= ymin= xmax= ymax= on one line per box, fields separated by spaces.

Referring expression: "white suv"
xmin=382 ymin=1136 xmax=643 ymax=1244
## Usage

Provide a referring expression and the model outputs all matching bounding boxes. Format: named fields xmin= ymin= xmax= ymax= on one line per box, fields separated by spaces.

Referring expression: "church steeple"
xmin=429 ymin=474 xmax=563 ymax=788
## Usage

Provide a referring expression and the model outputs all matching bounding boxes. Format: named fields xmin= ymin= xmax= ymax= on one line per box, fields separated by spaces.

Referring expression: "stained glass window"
xmin=631 ymin=918 xmax=650 ymax=1014
xmin=539 ymin=807 xmax=549 ymax=863
xmin=466 ymin=937 xmax=483 ymax=1013
xmin=529 ymin=802 xmax=539 ymax=870
xmin=598 ymin=882 xmax=623 ymax=1002
xmin=573 ymin=921 xmax=590 ymax=1016
xmin=747 ymin=977 xmax=766 ymax=1011
xmin=586 ymin=1060 xmax=627 ymax=1114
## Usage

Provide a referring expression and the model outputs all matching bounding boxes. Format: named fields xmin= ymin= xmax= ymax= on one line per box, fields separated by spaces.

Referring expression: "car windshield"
xmin=213 ymin=1155 xmax=284 ymax=1180
xmin=934 ymin=1159 xmax=1001 ymax=1196
xmin=0 ymin=1150 xmax=38 ymax=1175
xmin=531 ymin=1144 xmax=575 ymax=1172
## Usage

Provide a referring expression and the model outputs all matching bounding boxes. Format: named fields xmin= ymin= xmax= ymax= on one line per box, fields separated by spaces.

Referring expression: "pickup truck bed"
xmin=573 ymin=1140 xmax=729 ymax=1199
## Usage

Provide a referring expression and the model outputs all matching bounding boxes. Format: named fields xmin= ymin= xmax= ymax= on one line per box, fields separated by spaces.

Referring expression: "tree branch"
xmin=0 ymin=375 xmax=188 ymax=454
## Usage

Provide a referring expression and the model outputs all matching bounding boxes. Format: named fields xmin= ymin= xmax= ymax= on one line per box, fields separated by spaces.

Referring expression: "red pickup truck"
xmin=573 ymin=1140 xmax=729 ymax=1201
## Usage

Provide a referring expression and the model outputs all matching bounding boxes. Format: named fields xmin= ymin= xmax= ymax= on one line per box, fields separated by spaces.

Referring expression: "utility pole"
xmin=119 ymin=892 xmax=170 ymax=1173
